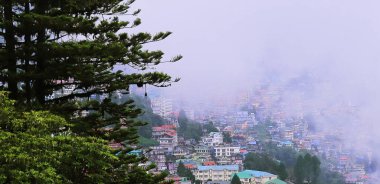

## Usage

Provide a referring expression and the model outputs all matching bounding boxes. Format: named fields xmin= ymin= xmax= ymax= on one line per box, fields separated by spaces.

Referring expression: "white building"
xmin=233 ymin=111 xmax=257 ymax=127
xmin=202 ymin=132 xmax=223 ymax=146
xmin=193 ymin=165 xmax=239 ymax=183
xmin=151 ymin=98 xmax=173 ymax=119
xmin=214 ymin=146 xmax=240 ymax=157
xmin=282 ymin=129 xmax=294 ymax=140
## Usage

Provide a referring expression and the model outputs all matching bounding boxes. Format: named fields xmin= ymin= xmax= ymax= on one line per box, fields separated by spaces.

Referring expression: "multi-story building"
xmin=193 ymin=165 xmax=239 ymax=183
xmin=148 ymin=146 xmax=167 ymax=171
xmin=234 ymin=111 xmax=256 ymax=125
xmin=151 ymin=97 xmax=173 ymax=119
xmin=195 ymin=145 xmax=211 ymax=156
xmin=234 ymin=170 xmax=278 ymax=184
xmin=282 ymin=129 xmax=294 ymax=140
xmin=173 ymin=146 xmax=190 ymax=158
xmin=214 ymin=146 xmax=240 ymax=157
xmin=202 ymin=132 xmax=223 ymax=146
xmin=152 ymin=124 xmax=178 ymax=152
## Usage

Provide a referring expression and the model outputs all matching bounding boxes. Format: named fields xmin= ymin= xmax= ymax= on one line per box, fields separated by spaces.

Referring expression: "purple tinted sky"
xmin=133 ymin=0 xmax=380 ymax=101
xmin=130 ymin=0 xmax=380 ymax=175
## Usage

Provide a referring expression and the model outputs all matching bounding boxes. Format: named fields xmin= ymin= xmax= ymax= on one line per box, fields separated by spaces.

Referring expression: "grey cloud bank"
xmin=130 ymin=0 xmax=380 ymax=178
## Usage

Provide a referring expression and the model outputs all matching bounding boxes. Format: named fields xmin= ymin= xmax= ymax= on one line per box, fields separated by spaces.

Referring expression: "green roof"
xmin=234 ymin=172 xmax=251 ymax=179
xmin=233 ymin=170 xmax=276 ymax=179
xmin=265 ymin=178 xmax=287 ymax=184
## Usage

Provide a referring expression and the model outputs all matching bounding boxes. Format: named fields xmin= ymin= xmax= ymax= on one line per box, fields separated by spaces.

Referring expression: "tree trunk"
xmin=4 ymin=0 xmax=17 ymax=99
xmin=35 ymin=1 xmax=47 ymax=105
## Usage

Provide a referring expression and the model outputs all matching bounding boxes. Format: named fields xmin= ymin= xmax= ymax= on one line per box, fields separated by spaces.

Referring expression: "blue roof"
xmin=130 ymin=150 xmax=142 ymax=154
xmin=197 ymin=165 xmax=239 ymax=171
xmin=176 ymin=159 xmax=198 ymax=165
xmin=280 ymin=140 xmax=293 ymax=145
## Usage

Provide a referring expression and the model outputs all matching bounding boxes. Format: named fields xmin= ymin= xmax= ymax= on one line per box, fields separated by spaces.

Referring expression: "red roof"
xmin=185 ymin=164 xmax=196 ymax=169
xmin=153 ymin=124 xmax=177 ymax=137
xmin=203 ymin=161 xmax=216 ymax=166
xmin=161 ymin=124 xmax=176 ymax=129
xmin=240 ymin=149 xmax=248 ymax=153
xmin=153 ymin=125 xmax=176 ymax=131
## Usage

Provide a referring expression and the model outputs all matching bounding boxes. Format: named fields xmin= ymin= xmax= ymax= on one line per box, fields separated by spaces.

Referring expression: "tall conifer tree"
xmin=0 ymin=0 xmax=181 ymax=183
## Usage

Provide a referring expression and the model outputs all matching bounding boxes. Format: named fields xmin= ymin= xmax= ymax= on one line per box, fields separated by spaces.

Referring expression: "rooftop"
xmin=265 ymin=178 xmax=287 ymax=184
xmin=234 ymin=170 xmax=276 ymax=179
xmin=197 ymin=165 xmax=239 ymax=171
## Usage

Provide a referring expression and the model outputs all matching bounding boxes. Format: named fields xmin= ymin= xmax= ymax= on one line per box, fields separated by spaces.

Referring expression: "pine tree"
xmin=294 ymin=154 xmax=321 ymax=184
xmin=177 ymin=162 xmax=195 ymax=183
xmin=231 ymin=174 xmax=242 ymax=184
xmin=0 ymin=0 xmax=181 ymax=183
xmin=277 ymin=162 xmax=288 ymax=180
xmin=294 ymin=155 xmax=305 ymax=184
xmin=177 ymin=162 xmax=188 ymax=177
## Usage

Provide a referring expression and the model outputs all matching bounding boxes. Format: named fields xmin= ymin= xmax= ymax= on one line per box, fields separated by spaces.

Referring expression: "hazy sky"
xmin=133 ymin=0 xmax=380 ymax=101
xmin=130 ymin=0 xmax=380 ymax=175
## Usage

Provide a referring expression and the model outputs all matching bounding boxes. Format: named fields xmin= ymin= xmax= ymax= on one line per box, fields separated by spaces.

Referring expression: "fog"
xmin=131 ymin=0 xmax=380 ymax=179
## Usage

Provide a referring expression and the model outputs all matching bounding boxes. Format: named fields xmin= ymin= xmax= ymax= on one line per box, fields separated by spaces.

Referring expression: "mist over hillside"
xmin=134 ymin=0 xmax=380 ymax=181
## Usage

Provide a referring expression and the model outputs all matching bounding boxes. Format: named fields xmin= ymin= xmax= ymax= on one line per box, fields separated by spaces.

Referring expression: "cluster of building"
xmin=133 ymin=84 xmax=373 ymax=183
xmin=140 ymin=115 xmax=285 ymax=184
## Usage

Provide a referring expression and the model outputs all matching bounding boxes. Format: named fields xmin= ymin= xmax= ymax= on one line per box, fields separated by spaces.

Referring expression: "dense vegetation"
xmin=0 ymin=92 xmax=169 ymax=183
xmin=177 ymin=162 xmax=195 ymax=183
xmin=244 ymin=153 xmax=288 ymax=180
xmin=203 ymin=122 xmax=219 ymax=133
xmin=114 ymin=94 xmax=166 ymax=143
xmin=223 ymin=132 xmax=233 ymax=143
xmin=0 ymin=0 xmax=180 ymax=183
xmin=178 ymin=110 xmax=203 ymax=142
xmin=244 ymin=143 xmax=345 ymax=184
xmin=231 ymin=174 xmax=242 ymax=184
xmin=294 ymin=153 xmax=321 ymax=184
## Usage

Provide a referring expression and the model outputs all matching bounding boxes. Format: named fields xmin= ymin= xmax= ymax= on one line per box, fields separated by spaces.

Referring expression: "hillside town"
xmin=119 ymin=85 xmax=375 ymax=184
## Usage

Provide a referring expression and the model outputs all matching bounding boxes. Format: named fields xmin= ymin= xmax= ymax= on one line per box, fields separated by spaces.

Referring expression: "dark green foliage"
xmin=318 ymin=169 xmax=345 ymax=184
xmin=178 ymin=110 xmax=189 ymax=135
xmin=294 ymin=153 xmax=321 ymax=184
xmin=244 ymin=152 xmax=288 ymax=179
xmin=177 ymin=162 xmax=195 ymax=182
xmin=223 ymin=132 xmax=232 ymax=143
xmin=178 ymin=110 xmax=203 ymax=141
xmin=115 ymin=94 xmax=166 ymax=139
xmin=0 ymin=0 xmax=180 ymax=183
xmin=244 ymin=152 xmax=278 ymax=173
xmin=294 ymin=156 xmax=306 ymax=184
xmin=203 ymin=121 xmax=219 ymax=133
xmin=231 ymin=174 xmax=242 ymax=184
xmin=185 ymin=123 xmax=203 ymax=142
xmin=264 ymin=143 xmax=298 ymax=168
xmin=138 ymin=109 xmax=166 ymax=138
xmin=138 ymin=136 xmax=159 ymax=147
xmin=0 ymin=92 xmax=114 ymax=183
xmin=276 ymin=163 xmax=288 ymax=180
